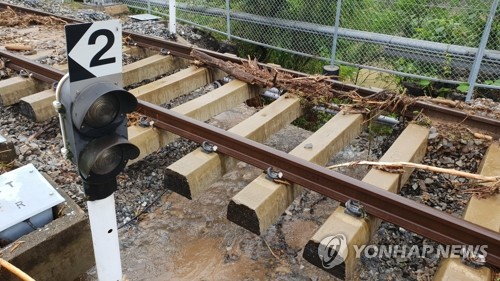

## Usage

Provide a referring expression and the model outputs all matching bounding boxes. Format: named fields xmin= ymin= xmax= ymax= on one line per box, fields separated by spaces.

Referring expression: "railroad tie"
xmin=122 ymin=45 xmax=160 ymax=59
xmin=18 ymin=55 xmax=190 ymax=122
xmin=18 ymin=89 xmax=56 ymax=122
xmin=433 ymin=141 xmax=500 ymax=281
xmin=227 ymin=111 xmax=364 ymax=235
xmin=129 ymin=80 xmax=256 ymax=165
xmin=122 ymin=55 xmax=189 ymax=87
xmin=302 ymin=124 xmax=429 ymax=280
xmin=0 ymin=76 xmax=46 ymax=107
xmin=164 ymin=94 xmax=302 ymax=199
xmin=130 ymin=66 xmax=219 ymax=105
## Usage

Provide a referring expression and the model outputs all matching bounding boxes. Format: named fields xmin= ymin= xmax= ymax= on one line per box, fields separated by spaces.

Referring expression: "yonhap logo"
xmin=318 ymin=234 xmax=348 ymax=269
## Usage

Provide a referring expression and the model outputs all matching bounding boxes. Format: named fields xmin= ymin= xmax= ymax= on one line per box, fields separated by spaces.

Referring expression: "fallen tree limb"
xmin=191 ymin=49 xmax=272 ymax=87
xmin=190 ymin=49 xmax=417 ymax=119
xmin=327 ymin=160 xmax=499 ymax=198
xmin=328 ymin=160 xmax=500 ymax=182
xmin=4 ymin=44 xmax=33 ymax=51
xmin=190 ymin=49 xmax=350 ymax=103
xmin=190 ymin=50 xmax=500 ymax=122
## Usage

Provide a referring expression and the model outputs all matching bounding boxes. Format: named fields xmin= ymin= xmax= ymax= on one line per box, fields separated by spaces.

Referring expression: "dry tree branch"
xmin=328 ymin=161 xmax=500 ymax=198
xmin=190 ymin=49 xmax=500 ymax=122
xmin=328 ymin=161 xmax=500 ymax=182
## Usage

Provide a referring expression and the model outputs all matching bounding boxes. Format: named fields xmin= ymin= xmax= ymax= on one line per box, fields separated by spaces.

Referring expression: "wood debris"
xmin=8 ymin=241 xmax=24 ymax=253
xmin=0 ymin=6 xmax=67 ymax=27
xmin=465 ymin=128 xmax=493 ymax=141
xmin=190 ymin=50 xmax=500 ymax=121
xmin=4 ymin=44 xmax=33 ymax=51
xmin=328 ymin=160 xmax=500 ymax=198
xmin=191 ymin=49 xmax=413 ymax=117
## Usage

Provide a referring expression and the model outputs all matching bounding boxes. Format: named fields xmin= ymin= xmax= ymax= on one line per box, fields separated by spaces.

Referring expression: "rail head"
xmin=136 ymin=99 xmax=500 ymax=268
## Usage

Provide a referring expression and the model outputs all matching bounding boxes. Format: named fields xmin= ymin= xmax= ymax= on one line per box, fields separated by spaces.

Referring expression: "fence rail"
xmin=119 ymin=0 xmax=500 ymax=100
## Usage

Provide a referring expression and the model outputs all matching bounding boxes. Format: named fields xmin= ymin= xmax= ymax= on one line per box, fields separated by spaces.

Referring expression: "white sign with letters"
xmin=0 ymin=164 xmax=64 ymax=231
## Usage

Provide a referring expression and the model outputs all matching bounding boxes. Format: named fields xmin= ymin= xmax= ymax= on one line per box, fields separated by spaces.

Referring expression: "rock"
xmin=19 ymin=144 xmax=30 ymax=155
xmin=0 ymin=136 xmax=17 ymax=163
xmin=303 ymin=143 xmax=313 ymax=149
xmin=439 ymin=203 xmax=447 ymax=210
xmin=428 ymin=132 xmax=439 ymax=140
xmin=441 ymin=157 xmax=453 ymax=164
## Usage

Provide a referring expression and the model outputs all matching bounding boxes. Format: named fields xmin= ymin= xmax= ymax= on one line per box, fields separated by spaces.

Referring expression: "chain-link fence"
xmin=120 ymin=0 xmax=500 ymax=99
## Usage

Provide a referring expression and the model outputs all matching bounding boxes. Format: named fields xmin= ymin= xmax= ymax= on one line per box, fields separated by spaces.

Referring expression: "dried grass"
xmin=0 ymin=6 xmax=67 ymax=27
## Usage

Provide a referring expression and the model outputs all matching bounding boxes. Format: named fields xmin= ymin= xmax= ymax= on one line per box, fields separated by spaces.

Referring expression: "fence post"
xmin=169 ymin=0 xmax=177 ymax=35
xmin=330 ymin=0 xmax=343 ymax=65
xmin=226 ymin=0 xmax=231 ymax=40
xmin=147 ymin=0 xmax=151 ymax=14
xmin=466 ymin=0 xmax=499 ymax=101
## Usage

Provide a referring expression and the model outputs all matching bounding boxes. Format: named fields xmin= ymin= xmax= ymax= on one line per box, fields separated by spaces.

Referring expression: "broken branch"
xmin=4 ymin=44 xmax=33 ymax=51
xmin=191 ymin=49 xmax=272 ymax=87
xmin=327 ymin=161 xmax=500 ymax=183
xmin=189 ymin=50 xmax=500 ymax=122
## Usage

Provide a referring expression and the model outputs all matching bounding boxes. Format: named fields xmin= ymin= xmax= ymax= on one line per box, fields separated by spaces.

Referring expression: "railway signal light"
xmin=56 ymin=77 xmax=139 ymax=200
xmin=54 ymin=20 xmax=140 ymax=201
xmin=55 ymin=20 xmax=135 ymax=281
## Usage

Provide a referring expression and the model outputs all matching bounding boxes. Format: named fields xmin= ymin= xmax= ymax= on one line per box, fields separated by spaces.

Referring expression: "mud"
xmin=78 ymin=104 xmax=387 ymax=281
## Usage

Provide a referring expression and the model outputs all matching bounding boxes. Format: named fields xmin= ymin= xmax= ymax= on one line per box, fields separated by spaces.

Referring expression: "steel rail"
xmin=3 ymin=52 xmax=498 ymax=141
xmin=1 ymin=1 xmax=500 ymax=267
xmin=136 ymin=100 xmax=500 ymax=267
xmin=0 ymin=51 xmax=65 ymax=83
xmin=2 ymin=2 xmax=499 ymax=138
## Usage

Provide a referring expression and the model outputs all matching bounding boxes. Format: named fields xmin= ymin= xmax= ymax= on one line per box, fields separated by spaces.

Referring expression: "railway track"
xmin=1 ymin=3 xmax=499 ymax=281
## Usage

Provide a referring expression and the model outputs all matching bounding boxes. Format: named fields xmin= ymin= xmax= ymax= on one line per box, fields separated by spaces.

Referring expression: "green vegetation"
xmin=291 ymin=108 xmax=333 ymax=132
xmin=169 ymin=0 xmax=499 ymax=99
xmin=369 ymin=122 xmax=393 ymax=136
xmin=171 ymin=1 xmax=499 ymax=81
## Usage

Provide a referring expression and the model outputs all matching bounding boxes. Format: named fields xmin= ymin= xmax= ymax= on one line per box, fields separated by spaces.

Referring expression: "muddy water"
xmin=81 ymin=106 xmax=377 ymax=281
xmin=115 ymin=160 xmax=337 ymax=281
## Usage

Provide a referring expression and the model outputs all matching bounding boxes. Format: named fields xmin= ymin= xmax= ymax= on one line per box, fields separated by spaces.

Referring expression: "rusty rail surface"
xmin=1 ymin=3 xmax=500 ymax=268
xmin=0 ymin=51 xmax=65 ymax=83
xmin=136 ymin=100 xmax=500 ymax=267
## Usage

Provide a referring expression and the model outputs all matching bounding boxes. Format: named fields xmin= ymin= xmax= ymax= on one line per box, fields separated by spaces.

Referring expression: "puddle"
xmin=158 ymin=238 xmax=266 ymax=281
